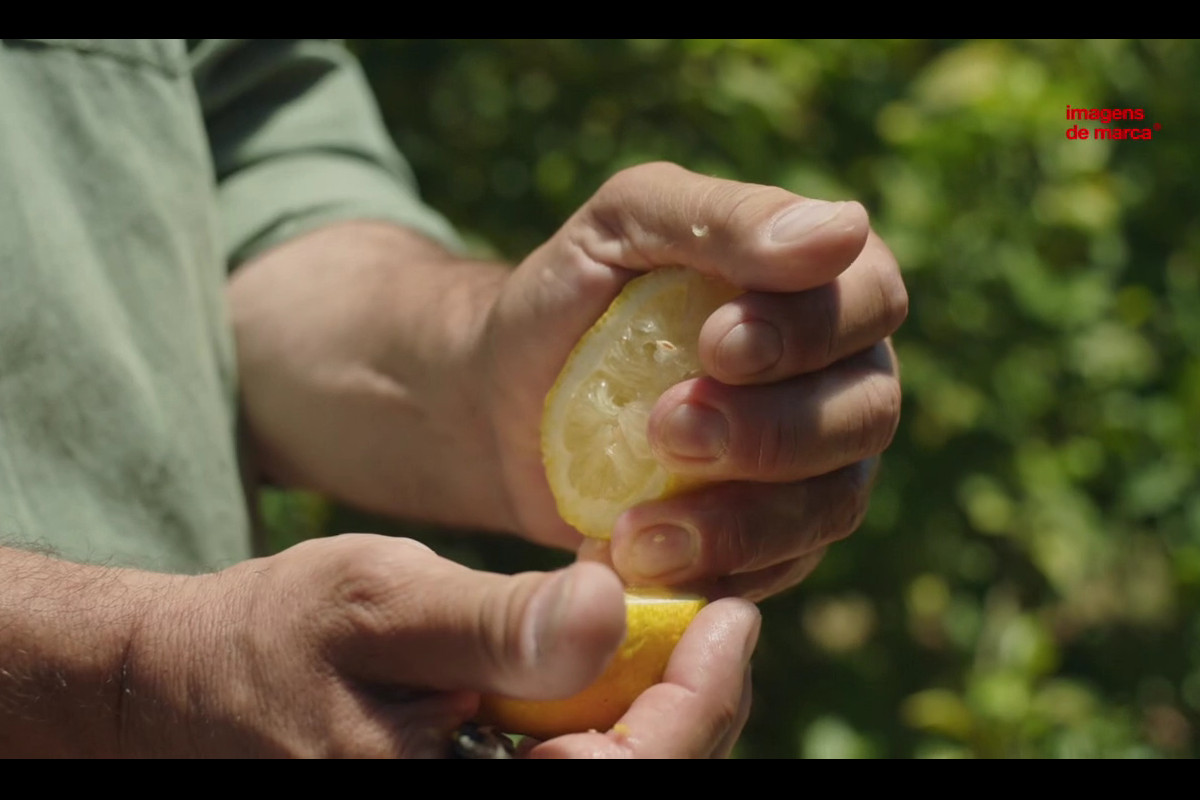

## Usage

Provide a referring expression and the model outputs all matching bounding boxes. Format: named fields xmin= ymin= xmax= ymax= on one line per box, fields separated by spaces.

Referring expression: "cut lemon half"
xmin=477 ymin=588 xmax=706 ymax=739
xmin=542 ymin=267 xmax=741 ymax=539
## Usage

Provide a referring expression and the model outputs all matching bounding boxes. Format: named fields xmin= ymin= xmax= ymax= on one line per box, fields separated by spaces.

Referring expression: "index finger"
xmin=571 ymin=162 xmax=870 ymax=292
xmin=698 ymin=230 xmax=907 ymax=386
xmin=526 ymin=598 xmax=761 ymax=759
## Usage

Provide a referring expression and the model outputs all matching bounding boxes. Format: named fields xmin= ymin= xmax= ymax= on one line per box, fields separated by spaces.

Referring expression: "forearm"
xmin=0 ymin=546 xmax=165 ymax=756
xmin=229 ymin=221 xmax=518 ymax=532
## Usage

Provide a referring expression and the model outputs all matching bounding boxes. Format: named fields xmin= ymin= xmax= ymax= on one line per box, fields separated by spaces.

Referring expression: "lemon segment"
xmin=477 ymin=589 xmax=706 ymax=739
xmin=542 ymin=267 xmax=741 ymax=539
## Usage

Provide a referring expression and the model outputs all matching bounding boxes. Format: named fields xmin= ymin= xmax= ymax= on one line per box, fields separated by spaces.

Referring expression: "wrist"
xmin=365 ymin=228 xmax=522 ymax=533
xmin=118 ymin=570 xmax=213 ymax=757
xmin=232 ymin=222 xmax=520 ymax=533
xmin=0 ymin=548 xmax=177 ymax=756
xmin=123 ymin=566 xmax=277 ymax=758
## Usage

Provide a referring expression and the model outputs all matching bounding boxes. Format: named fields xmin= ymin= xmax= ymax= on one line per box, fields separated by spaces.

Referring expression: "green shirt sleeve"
xmin=189 ymin=39 xmax=462 ymax=267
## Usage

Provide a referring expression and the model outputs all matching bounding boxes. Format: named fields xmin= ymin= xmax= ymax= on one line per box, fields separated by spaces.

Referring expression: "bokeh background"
xmin=264 ymin=39 xmax=1200 ymax=758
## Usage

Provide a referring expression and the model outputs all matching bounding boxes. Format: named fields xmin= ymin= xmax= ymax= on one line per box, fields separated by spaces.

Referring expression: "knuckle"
xmin=792 ymin=549 xmax=828 ymax=582
xmin=473 ymin=580 xmax=529 ymax=687
xmin=708 ymin=688 xmax=743 ymax=737
xmin=730 ymin=185 xmax=800 ymax=240
xmin=863 ymin=233 xmax=908 ymax=334
xmin=601 ymin=161 xmax=678 ymax=196
xmin=587 ymin=163 xmax=684 ymax=262
xmin=854 ymin=372 xmax=902 ymax=457
xmin=793 ymin=285 xmax=840 ymax=371
xmin=879 ymin=269 xmax=910 ymax=335
xmin=320 ymin=539 xmax=424 ymax=641
xmin=822 ymin=464 xmax=874 ymax=541
xmin=750 ymin=412 xmax=803 ymax=478
xmin=706 ymin=502 xmax=770 ymax=574
xmin=706 ymin=182 xmax=760 ymax=228
xmin=330 ymin=557 xmax=400 ymax=639
xmin=751 ymin=553 xmax=825 ymax=600
xmin=826 ymin=499 xmax=867 ymax=545
xmin=329 ymin=542 xmax=390 ymax=598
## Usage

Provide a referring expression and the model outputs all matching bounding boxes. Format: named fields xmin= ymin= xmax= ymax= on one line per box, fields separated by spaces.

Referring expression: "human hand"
xmin=123 ymin=534 xmax=758 ymax=758
xmin=484 ymin=162 xmax=906 ymax=600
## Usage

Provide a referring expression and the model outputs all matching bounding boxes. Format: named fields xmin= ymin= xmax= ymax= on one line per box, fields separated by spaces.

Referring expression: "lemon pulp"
xmin=542 ymin=267 xmax=740 ymax=539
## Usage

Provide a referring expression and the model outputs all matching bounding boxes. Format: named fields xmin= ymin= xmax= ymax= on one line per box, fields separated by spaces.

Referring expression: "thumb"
xmin=565 ymin=161 xmax=870 ymax=292
xmin=334 ymin=546 xmax=627 ymax=701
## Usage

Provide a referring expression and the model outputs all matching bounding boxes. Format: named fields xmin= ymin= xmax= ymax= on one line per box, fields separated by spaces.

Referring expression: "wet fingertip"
xmin=707 ymin=597 xmax=763 ymax=664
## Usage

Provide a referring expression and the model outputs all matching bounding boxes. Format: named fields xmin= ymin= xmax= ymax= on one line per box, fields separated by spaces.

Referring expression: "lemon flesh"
xmin=477 ymin=589 xmax=706 ymax=740
xmin=542 ymin=267 xmax=740 ymax=539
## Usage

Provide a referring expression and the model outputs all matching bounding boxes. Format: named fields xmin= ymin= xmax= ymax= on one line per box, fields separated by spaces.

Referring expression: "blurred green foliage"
xmin=264 ymin=39 xmax=1200 ymax=757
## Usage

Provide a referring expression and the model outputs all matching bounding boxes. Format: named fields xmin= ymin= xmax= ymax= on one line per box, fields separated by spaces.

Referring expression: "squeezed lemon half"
xmin=479 ymin=267 xmax=738 ymax=740
xmin=542 ymin=266 xmax=740 ymax=540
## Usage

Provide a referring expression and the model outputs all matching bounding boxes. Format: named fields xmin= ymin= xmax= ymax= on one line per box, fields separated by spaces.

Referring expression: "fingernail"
xmin=660 ymin=403 xmax=728 ymax=461
xmin=717 ymin=321 xmax=782 ymax=377
xmin=628 ymin=525 xmax=698 ymax=580
xmin=528 ymin=570 xmax=575 ymax=661
xmin=770 ymin=201 xmax=845 ymax=243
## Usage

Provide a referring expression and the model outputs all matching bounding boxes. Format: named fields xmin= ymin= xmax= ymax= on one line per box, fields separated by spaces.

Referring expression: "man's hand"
xmin=0 ymin=539 xmax=757 ymax=757
xmin=231 ymin=162 xmax=905 ymax=602
xmin=484 ymin=163 xmax=906 ymax=599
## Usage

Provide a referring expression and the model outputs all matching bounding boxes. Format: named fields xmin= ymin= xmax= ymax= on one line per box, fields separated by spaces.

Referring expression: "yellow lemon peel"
xmin=477 ymin=589 xmax=706 ymax=740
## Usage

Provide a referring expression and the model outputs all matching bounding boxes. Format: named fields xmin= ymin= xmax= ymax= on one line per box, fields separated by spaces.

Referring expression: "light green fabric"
xmin=0 ymin=39 xmax=455 ymax=573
